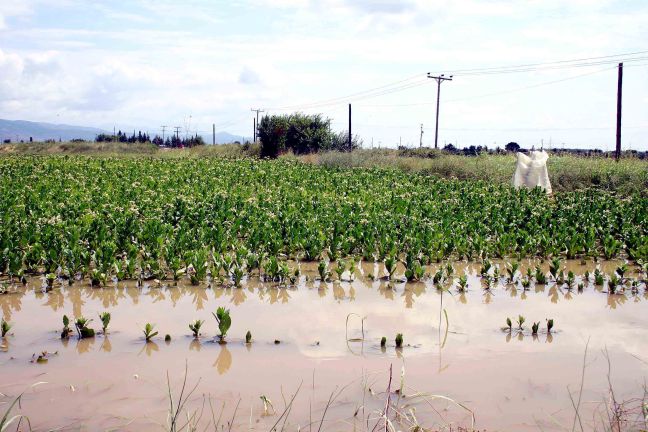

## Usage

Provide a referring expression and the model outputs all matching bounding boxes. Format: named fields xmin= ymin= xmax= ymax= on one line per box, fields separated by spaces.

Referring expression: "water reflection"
xmin=101 ymin=337 xmax=112 ymax=353
xmin=76 ymin=337 xmax=95 ymax=354
xmin=214 ymin=344 xmax=232 ymax=375
xmin=139 ymin=341 xmax=159 ymax=357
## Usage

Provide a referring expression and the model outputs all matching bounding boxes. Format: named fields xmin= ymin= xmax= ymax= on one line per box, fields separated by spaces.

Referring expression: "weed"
xmin=547 ymin=319 xmax=554 ymax=333
xmin=532 ymin=322 xmax=539 ymax=335
xmin=506 ymin=317 xmax=512 ymax=332
xmin=245 ymin=330 xmax=251 ymax=344
xmin=380 ymin=336 xmax=386 ymax=347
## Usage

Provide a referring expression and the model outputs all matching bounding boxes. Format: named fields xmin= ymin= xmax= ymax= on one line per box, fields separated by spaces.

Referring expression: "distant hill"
xmin=208 ymin=131 xmax=250 ymax=144
xmin=0 ymin=119 xmax=109 ymax=142
xmin=0 ymin=118 xmax=249 ymax=144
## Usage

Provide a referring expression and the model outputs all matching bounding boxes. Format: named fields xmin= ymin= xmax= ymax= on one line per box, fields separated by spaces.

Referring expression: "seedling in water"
xmin=317 ymin=260 xmax=330 ymax=281
xmin=616 ymin=264 xmax=628 ymax=279
xmin=521 ymin=277 xmax=531 ymax=290
xmin=74 ymin=317 xmax=95 ymax=339
xmin=480 ymin=259 xmax=492 ymax=277
xmin=347 ymin=258 xmax=357 ymax=281
xmin=531 ymin=322 xmax=539 ymax=335
xmin=507 ymin=261 xmax=519 ymax=283
xmin=506 ymin=317 xmax=512 ymax=332
xmin=164 ymin=334 xmax=171 ymax=342
xmin=547 ymin=319 xmax=554 ymax=333
xmin=384 ymin=256 xmax=397 ymax=280
xmin=594 ymin=268 xmax=605 ymax=285
xmin=335 ymin=260 xmax=346 ymax=281
xmin=260 ymin=395 xmax=275 ymax=415
xmin=457 ymin=275 xmax=468 ymax=292
xmin=245 ymin=330 xmax=252 ymax=344
xmin=549 ymin=257 xmax=561 ymax=280
xmin=608 ymin=274 xmax=620 ymax=294
xmin=143 ymin=323 xmax=158 ymax=342
xmin=189 ymin=319 xmax=204 ymax=338
xmin=516 ymin=315 xmax=525 ymax=331
xmin=212 ymin=306 xmax=231 ymax=342
xmin=566 ymin=271 xmax=575 ymax=289
xmin=380 ymin=336 xmax=386 ymax=347
xmin=1 ymin=318 xmax=11 ymax=337
xmin=61 ymin=314 xmax=72 ymax=339
xmin=534 ymin=266 xmax=547 ymax=284
xmin=99 ymin=312 xmax=111 ymax=335
xmin=395 ymin=333 xmax=403 ymax=348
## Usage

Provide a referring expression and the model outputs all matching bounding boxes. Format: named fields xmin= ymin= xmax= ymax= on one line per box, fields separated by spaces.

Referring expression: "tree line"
xmin=96 ymin=130 xmax=205 ymax=148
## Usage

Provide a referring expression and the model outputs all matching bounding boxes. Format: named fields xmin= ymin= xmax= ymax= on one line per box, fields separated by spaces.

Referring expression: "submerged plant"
xmin=395 ymin=333 xmax=403 ymax=348
xmin=507 ymin=261 xmax=519 ymax=283
xmin=516 ymin=315 xmax=525 ymax=331
xmin=143 ymin=323 xmax=158 ymax=342
xmin=61 ymin=314 xmax=72 ymax=339
xmin=566 ymin=271 xmax=575 ymax=289
xmin=546 ymin=319 xmax=554 ymax=333
xmin=549 ymin=257 xmax=561 ymax=280
xmin=506 ymin=317 xmax=512 ymax=332
xmin=99 ymin=312 xmax=111 ymax=334
xmin=594 ymin=268 xmax=605 ymax=285
xmin=188 ymin=319 xmax=204 ymax=338
xmin=457 ymin=275 xmax=468 ymax=292
xmin=531 ymin=322 xmax=539 ymax=335
xmin=212 ymin=306 xmax=231 ymax=342
xmin=1 ymin=317 xmax=11 ymax=337
xmin=317 ymin=260 xmax=330 ymax=281
xmin=380 ymin=336 xmax=386 ymax=347
xmin=74 ymin=317 xmax=95 ymax=339
xmin=245 ymin=330 xmax=252 ymax=344
xmin=384 ymin=255 xmax=397 ymax=280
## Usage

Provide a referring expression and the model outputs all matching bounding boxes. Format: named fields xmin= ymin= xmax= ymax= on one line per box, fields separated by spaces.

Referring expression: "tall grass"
xmin=304 ymin=150 xmax=648 ymax=195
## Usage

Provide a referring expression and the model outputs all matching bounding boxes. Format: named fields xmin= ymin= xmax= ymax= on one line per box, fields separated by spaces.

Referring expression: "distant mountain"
xmin=0 ymin=118 xmax=109 ymax=142
xmin=0 ymin=118 xmax=250 ymax=145
xmin=206 ymin=131 xmax=250 ymax=144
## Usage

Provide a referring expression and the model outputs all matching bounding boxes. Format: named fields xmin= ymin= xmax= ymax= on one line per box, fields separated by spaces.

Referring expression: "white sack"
xmin=512 ymin=150 xmax=552 ymax=194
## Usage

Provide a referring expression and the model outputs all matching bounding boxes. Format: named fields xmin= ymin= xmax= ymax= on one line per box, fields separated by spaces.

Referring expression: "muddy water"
xmin=1 ymin=260 xmax=647 ymax=431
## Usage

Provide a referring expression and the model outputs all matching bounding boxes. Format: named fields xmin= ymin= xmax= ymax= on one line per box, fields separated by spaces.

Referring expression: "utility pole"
xmin=253 ymin=118 xmax=256 ymax=143
xmin=212 ymin=123 xmax=215 ymax=145
xmin=348 ymin=104 xmax=352 ymax=151
xmin=427 ymin=73 xmax=453 ymax=149
xmin=160 ymin=125 xmax=167 ymax=142
xmin=616 ymin=62 xmax=623 ymax=161
xmin=251 ymin=108 xmax=264 ymax=142
xmin=173 ymin=126 xmax=181 ymax=141
xmin=420 ymin=124 xmax=424 ymax=148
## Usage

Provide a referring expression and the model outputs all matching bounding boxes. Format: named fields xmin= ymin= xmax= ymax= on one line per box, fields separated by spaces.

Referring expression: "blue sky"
xmin=1 ymin=0 xmax=647 ymax=149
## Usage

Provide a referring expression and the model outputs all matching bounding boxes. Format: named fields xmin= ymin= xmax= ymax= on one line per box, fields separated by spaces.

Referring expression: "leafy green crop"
xmin=212 ymin=307 xmax=231 ymax=341
xmin=0 ymin=156 xmax=644 ymax=286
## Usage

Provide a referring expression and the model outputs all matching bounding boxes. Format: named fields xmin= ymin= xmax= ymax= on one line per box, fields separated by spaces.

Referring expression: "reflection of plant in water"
xmin=214 ymin=345 xmax=232 ymax=375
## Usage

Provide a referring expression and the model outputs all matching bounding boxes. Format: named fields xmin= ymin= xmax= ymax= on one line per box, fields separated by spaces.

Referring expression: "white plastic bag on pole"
xmin=512 ymin=150 xmax=552 ymax=194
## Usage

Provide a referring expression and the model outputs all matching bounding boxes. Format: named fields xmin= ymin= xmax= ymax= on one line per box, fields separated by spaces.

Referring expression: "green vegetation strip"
xmin=0 ymin=156 xmax=646 ymax=281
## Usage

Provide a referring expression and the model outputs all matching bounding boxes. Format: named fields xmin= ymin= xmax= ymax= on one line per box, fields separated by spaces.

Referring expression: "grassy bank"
xmin=294 ymin=149 xmax=648 ymax=195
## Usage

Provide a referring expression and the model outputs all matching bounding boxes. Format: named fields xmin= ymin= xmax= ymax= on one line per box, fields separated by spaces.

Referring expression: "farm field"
xmin=1 ymin=155 xmax=648 ymax=431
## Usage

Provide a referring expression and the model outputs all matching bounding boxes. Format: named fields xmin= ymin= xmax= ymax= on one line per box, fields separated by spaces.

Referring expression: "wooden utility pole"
xmin=427 ymin=73 xmax=453 ymax=149
xmin=615 ymin=62 xmax=623 ymax=161
xmin=348 ymin=103 xmax=352 ymax=151
xmin=173 ymin=126 xmax=181 ymax=141
xmin=419 ymin=124 xmax=424 ymax=148
xmin=253 ymin=118 xmax=256 ymax=142
xmin=251 ymin=108 xmax=264 ymax=142
xmin=212 ymin=123 xmax=215 ymax=145
xmin=160 ymin=125 xmax=167 ymax=142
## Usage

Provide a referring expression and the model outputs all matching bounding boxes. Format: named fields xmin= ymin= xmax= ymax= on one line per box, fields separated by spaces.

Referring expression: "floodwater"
xmin=1 ymin=259 xmax=647 ymax=431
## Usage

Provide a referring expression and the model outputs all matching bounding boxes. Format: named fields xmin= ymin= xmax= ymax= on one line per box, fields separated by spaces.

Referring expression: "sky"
xmin=0 ymin=0 xmax=647 ymax=150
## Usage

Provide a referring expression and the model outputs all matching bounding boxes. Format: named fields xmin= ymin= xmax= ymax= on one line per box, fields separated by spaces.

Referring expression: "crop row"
xmin=0 ymin=156 xmax=646 ymax=282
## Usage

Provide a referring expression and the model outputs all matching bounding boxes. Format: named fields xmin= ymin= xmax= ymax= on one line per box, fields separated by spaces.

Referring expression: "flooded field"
xmin=1 ymin=259 xmax=647 ymax=431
